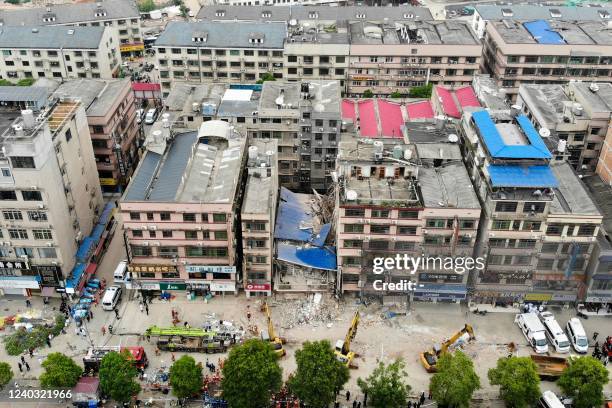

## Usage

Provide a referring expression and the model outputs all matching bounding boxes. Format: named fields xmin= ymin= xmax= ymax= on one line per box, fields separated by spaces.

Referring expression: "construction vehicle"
xmin=420 ymin=324 xmax=475 ymax=373
xmin=335 ymin=311 xmax=359 ymax=368
xmin=530 ymin=355 xmax=568 ymax=380
xmin=261 ymin=302 xmax=286 ymax=357
xmin=83 ymin=346 xmax=148 ymax=373
xmin=145 ymin=326 xmax=234 ymax=353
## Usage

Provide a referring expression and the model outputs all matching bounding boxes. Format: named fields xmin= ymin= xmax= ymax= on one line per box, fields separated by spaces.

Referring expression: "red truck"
xmin=83 ymin=346 xmax=148 ymax=373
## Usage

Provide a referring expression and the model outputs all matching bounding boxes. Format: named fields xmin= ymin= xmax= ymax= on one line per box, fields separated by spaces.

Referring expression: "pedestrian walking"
xmin=353 ymin=400 xmax=357 ymax=408
xmin=420 ymin=392 xmax=426 ymax=405
xmin=334 ymin=403 xmax=340 ymax=408
xmin=428 ymin=390 xmax=432 ymax=400
xmin=101 ymin=326 xmax=106 ymax=336
xmin=28 ymin=348 xmax=33 ymax=358
xmin=145 ymin=303 xmax=149 ymax=316
xmin=20 ymin=355 xmax=25 ymax=364
xmin=357 ymin=402 xmax=361 ymax=408
xmin=86 ymin=313 xmax=90 ymax=322
xmin=114 ymin=308 xmax=120 ymax=319
xmin=346 ymin=391 xmax=350 ymax=401
xmin=407 ymin=401 xmax=412 ymax=408
xmin=364 ymin=391 xmax=368 ymax=406
xmin=25 ymin=299 xmax=31 ymax=308
xmin=89 ymin=310 xmax=93 ymax=320
xmin=140 ymin=303 xmax=144 ymax=313
xmin=46 ymin=337 xmax=51 ymax=348
xmin=17 ymin=363 xmax=22 ymax=372
xmin=593 ymin=331 xmax=600 ymax=342
xmin=25 ymin=362 xmax=30 ymax=371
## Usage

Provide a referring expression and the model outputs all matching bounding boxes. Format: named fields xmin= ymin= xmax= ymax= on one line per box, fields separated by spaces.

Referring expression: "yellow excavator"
xmin=261 ymin=302 xmax=286 ymax=357
xmin=420 ymin=324 xmax=476 ymax=373
xmin=335 ymin=311 xmax=359 ymax=368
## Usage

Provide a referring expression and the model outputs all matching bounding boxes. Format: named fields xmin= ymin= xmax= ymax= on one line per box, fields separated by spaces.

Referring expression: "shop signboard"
xmin=186 ymin=265 xmax=235 ymax=274
xmin=245 ymin=283 xmax=271 ymax=291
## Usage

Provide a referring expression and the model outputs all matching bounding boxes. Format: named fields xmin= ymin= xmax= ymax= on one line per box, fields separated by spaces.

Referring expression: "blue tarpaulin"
xmin=277 ymin=243 xmax=337 ymax=271
xmin=488 ymin=164 xmax=558 ymax=188
xmin=76 ymin=237 xmax=95 ymax=263
xmin=97 ymin=202 xmax=115 ymax=226
xmin=65 ymin=263 xmax=86 ymax=289
xmin=472 ymin=111 xmax=552 ymax=159
xmin=274 ymin=188 xmax=330 ymax=246
xmin=311 ymin=224 xmax=331 ymax=247
xmin=90 ymin=224 xmax=105 ymax=245
xmin=523 ymin=20 xmax=565 ymax=45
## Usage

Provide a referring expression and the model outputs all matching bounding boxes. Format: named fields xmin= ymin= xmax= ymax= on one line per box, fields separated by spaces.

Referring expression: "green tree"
xmin=430 ymin=351 xmax=480 ymax=408
xmin=390 ymin=91 xmax=402 ymax=98
xmin=408 ymin=83 xmax=433 ymax=98
xmin=488 ymin=357 xmax=540 ymax=408
xmin=357 ymin=359 xmax=411 ymax=408
xmin=39 ymin=353 xmax=83 ymax=388
xmin=256 ymin=72 xmax=276 ymax=84
xmin=137 ymin=0 xmax=156 ymax=13
xmin=16 ymin=78 xmax=35 ymax=86
xmin=170 ymin=355 xmax=203 ymax=399
xmin=222 ymin=339 xmax=282 ymax=408
xmin=363 ymin=89 xmax=374 ymax=98
xmin=99 ymin=351 xmax=141 ymax=403
xmin=288 ymin=340 xmax=350 ymax=408
xmin=4 ymin=0 xmax=20 ymax=4
xmin=0 ymin=80 xmax=14 ymax=86
xmin=179 ymin=5 xmax=190 ymax=17
xmin=0 ymin=362 xmax=13 ymax=389
xmin=558 ymin=356 xmax=609 ymax=408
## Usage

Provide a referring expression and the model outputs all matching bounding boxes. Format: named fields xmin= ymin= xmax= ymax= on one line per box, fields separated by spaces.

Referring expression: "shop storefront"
xmin=413 ymin=283 xmax=467 ymax=302
xmin=245 ymin=283 xmax=271 ymax=297
xmin=0 ymin=260 xmax=63 ymax=297
xmin=0 ymin=275 xmax=40 ymax=296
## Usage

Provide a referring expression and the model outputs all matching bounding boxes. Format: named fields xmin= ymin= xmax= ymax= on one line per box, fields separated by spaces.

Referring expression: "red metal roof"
xmin=406 ymin=100 xmax=435 ymax=119
xmin=132 ymin=82 xmax=161 ymax=92
xmin=377 ymin=100 xmax=404 ymax=139
xmin=455 ymin=86 xmax=481 ymax=109
xmin=435 ymin=86 xmax=461 ymax=119
xmin=341 ymin=100 xmax=356 ymax=120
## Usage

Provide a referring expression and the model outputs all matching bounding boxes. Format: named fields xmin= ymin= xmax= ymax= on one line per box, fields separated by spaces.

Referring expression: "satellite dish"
xmin=448 ymin=134 xmax=459 ymax=143
xmin=539 ymin=127 xmax=551 ymax=138
xmin=346 ymin=190 xmax=358 ymax=201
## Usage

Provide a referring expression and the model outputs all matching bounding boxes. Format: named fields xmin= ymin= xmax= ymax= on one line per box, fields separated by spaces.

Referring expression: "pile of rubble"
xmin=201 ymin=315 xmax=246 ymax=343
xmin=274 ymin=293 xmax=344 ymax=329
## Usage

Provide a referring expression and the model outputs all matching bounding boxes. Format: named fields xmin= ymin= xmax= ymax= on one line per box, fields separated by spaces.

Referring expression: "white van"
xmin=539 ymin=312 xmax=570 ymax=353
xmin=113 ymin=260 xmax=129 ymax=284
xmin=144 ymin=108 xmax=158 ymax=125
xmin=538 ymin=391 xmax=564 ymax=408
xmin=515 ymin=312 xmax=548 ymax=353
xmin=566 ymin=317 xmax=588 ymax=354
xmin=102 ymin=286 xmax=122 ymax=311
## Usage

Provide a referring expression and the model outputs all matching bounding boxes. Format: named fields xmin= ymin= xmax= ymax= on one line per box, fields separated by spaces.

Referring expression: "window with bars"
xmin=8 ymin=229 xmax=28 ymax=239
xmin=33 ymin=229 xmax=52 ymax=240
xmin=3 ymin=210 xmax=22 ymax=220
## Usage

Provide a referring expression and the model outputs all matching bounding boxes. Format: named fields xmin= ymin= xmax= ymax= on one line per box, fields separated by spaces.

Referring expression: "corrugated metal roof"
xmin=436 ymin=86 xmax=460 ymax=118
xmin=488 ymin=164 xmax=558 ymax=188
xmin=276 ymin=243 xmax=337 ymax=271
xmin=0 ymin=26 xmax=106 ymax=49
xmin=123 ymin=152 xmax=162 ymax=201
xmin=0 ymin=86 xmax=48 ymax=103
xmin=475 ymin=5 xmax=612 ymax=21
xmin=472 ymin=110 xmax=551 ymax=159
xmin=149 ymin=132 xmax=198 ymax=202
xmin=0 ymin=0 xmax=138 ymax=25
xmin=419 ymin=163 xmax=481 ymax=209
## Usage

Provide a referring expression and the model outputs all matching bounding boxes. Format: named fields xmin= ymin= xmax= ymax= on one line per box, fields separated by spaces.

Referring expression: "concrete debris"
xmin=275 ymin=294 xmax=343 ymax=329
xmin=201 ymin=317 xmax=246 ymax=343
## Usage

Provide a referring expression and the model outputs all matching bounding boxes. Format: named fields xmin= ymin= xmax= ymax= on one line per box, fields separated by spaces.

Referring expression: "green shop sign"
xmin=159 ymin=282 xmax=187 ymax=291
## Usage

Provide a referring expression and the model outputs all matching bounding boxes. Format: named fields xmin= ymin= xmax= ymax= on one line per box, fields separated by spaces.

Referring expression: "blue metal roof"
xmin=124 ymin=152 xmax=162 ymax=201
xmin=97 ymin=202 xmax=115 ymax=226
xmin=276 ymin=243 xmax=337 ymax=271
xmin=472 ymin=111 xmax=552 ymax=159
xmin=523 ymin=20 xmax=565 ymax=45
xmin=488 ymin=164 xmax=558 ymax=188
xmin=76 ymin=237 xmax=95 ymax=263
xmin=65 ymin=263 xmax=86 ymax=289
xmin=274 ymin=188 xmax=330 ymax=246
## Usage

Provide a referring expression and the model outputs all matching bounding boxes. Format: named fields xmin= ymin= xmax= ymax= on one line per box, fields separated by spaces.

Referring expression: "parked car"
xmin=539 ymin=312 xmax=570 ymax=353
xmin=566 ymin=318 xmax=588 ymax=353
xmin=144 ymin=108 xmax=158 ymax=125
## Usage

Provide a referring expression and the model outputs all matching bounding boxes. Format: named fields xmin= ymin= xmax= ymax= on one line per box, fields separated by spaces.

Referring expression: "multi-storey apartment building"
xmin=154 ymin=22 xmax=286 ymax=97
xmin=347 ymin=20 xmax=482 ymax=96
xmin=241 ymin=140 xmax=278 ymax=297
xmin=482 ymin=18 xmax=612 ymax=101
xmin=460 ymin=109 xmax=602 ymax=304
xmin=0 ymin=100 xmax=103 ymax=296
xmin=53 ymin=79 xmax=139 ymax=192
xmin=517 ymin=81 xmax=612 ymax=175
xmin=0 ymin=26 xmax=120 ymax=82
xmin=0 ymin=0 xmax=143 ymax=57
xmin=120 ymin=121 xmax=247 ymax=295
xmin=597 ymin=121 xmax=612 ymax=184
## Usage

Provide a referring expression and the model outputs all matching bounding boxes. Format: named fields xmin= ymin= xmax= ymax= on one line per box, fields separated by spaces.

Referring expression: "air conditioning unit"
xmin=149 ymin=225 xmax=157 ymax=231
xmin=46 ymin=242 xmax=53 ymax=247
xmin=141 ymin=226 xmax=147 ymax=230
xmin=38 ymin=204 xmax=45 ymax=210
xmin=141 ymin=241 xmax=149 ymax=246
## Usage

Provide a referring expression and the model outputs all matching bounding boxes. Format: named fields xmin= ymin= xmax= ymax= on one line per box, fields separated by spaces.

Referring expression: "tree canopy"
xmin=558 ymin=356 xmax=609 ymax=408
xmin=169 ymin=355 xmax=203 ymax=399
xmin=99 ymin=351 xmax=141 ymax=403
xmin=256 ymin=73 xmax=276 ymax=84
xmin=363 ymin=89 xmax=374 ymax=98
xmin=408 ymin=84 xmax=433 ymax=98
xmin=488 ymin=356 xmax=540 ymax=408
xmin=430 ymin=351 xmax=480 ymax=408
xmin=358 ymin=359 xmax=411 ymax=408
xmin=288 ymin=340 xmax=350 ymax=408
xmin=221 ymin=339 xmax=282 ymax=408
xmin=39 ymin=353 xmax=83 ymax=389
xmin=0 ymin=362 xmax=13 ymax=389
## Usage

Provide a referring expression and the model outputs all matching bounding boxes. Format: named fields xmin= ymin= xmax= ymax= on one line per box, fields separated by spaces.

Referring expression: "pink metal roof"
xmin=406 ymin=100 xmax=435 ymax=119
xmin=341 ymin=100 xmax=356 ymax=121
xmin=455 ymin=86 xmax=481 ymax=109
xmin=377 ymin=100 xmax=404 ymax=138
xmin=132 ymin=82 xmax=161 ymax=92
xmin=436 ymin=86 xmax=460 ymax=119
xmin=357 ymin=100 xmax=377 ymax=137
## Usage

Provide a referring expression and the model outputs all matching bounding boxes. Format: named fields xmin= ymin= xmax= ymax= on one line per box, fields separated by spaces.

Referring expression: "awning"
xmin=41 ymin=286 xmax=55 ymax=296
xmin=592 ymin=274 xmax=612 ymax=281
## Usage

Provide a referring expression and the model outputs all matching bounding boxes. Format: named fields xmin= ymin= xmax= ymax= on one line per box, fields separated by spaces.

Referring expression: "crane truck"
xmin=335 ymin=311 xmax=359 ymax=368
xmin=83 ymin=346 xmax=148 ymax=373
xmin=145 ymin=326 xmax=234 ymax=353
xmin=261 ymin=302 xmax=286 ymax=357
xmin=420 ymin=324 xmax=475 ymax=373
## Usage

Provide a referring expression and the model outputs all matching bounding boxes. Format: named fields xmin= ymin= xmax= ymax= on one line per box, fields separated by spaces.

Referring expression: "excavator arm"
xmin=264 ymin=302 xmax=276 ymax=340
xmin=342 ymin=311 xmax=360 ymax=355
xmin=440 ymin=324 xmax=475 ymax=354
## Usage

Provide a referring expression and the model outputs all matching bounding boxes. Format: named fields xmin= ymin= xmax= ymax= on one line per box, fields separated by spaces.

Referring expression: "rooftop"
xmin=344 ymin=177 xmax=420 ymax=205
xmin=418 ymin=163 xmax=480 ymax=209
xmin=164 ymin=82 xmax=226 ymax=117
xmin=0 ymin=86 xmax=49 ymax=108
xmin=154 ymin=21 xmax=286 ymax=49
xmin=242 ymin=139 xmax=278 ymax=215
xmin=472 ymin=110 xmax=552 ymax=160
xmin=0 ymin=25 xmax=107 ymax=49
xmin=0 ymin=0 xmax=139 ymax=26
xmin=123 ymin=121 xmax=245 ymax=203
xmin=582 ymin=175 xmax=612 ymax=233
xmin=549 ymin=161 xmax=600 ymax=216
xmin=259 ymin=82 xmax=301 ymax=111
xmin=519 ymin=84 xmax=569 ymax=129
xmin=53 ymin=79 xmax=130 ymax=117
xmin=274 ymin=187 xmax=330 ymax=246
xmin=217 ymin=87 xmax=260 ymax=118
xmin=475 ymin=5 xmax=612 ymax=22
xmin=490 ymin=19 xmax=612 ymax=46
xmin=571 ymin=82 xmax=612 ymax=114
xmin=197 ymin=5 xmax=433 ymax=22
xmin=349 ymin=20 xmax=479 ymax=45
xmin=434 ymin=85 xmax=481 ymax=119
xmin=472 ymin=75 xmax=510 ymax=113
xmin=487 ymin=164 xmax=558 ymax=189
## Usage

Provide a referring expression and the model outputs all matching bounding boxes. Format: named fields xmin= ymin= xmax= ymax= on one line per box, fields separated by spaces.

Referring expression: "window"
xmin=8 ymin=229 xmax=28 ymax=239
xmin=344 ymin=224 xmax=364 ymax=233
xmin=245 ymin=222 xmax=266 ymax=231
xmin=132 ymin=230 xmax=143 ymax=238
xmin=546 ymin=223 xmax=563 ymax=235
xmin=398 ymin=210 xmax=418 ymax=219
xmin=371 ymin=209 xmax=389 ymax=218
xmin=343 ymin=257 xmax=361 ymax=267
xmin=523 ymin=202 xmax=546 ymax=213
xmin=370 ymin=224 xmax=390 ymax=234
xmin=10 ymin=156 xmax=35 ymax=169
xmin=215 ymin=231 xmax=228 ymax=240
xmin=459 ymin=220 xmax=475 ymax=229
xmin=3 ymin=210 xmax=22 ymax=221
xmin=22 ymin=191 xmax=42 ymax=201
xmin=522 ymin=221 xmax=541 ymax=231
xmin=185 ymin=246 xmax=228 ymax=257
xmin=159 ymin=246 xmax=178 ymax=258
xmin=15 ymin=247 xmax=34 ymax=257
xmin=162 ymin=230 xmax=173 ymax=238
xmin=149 ymin=231 xmax=156 ymax=238
xmin=517 ymin=239 xmax=536 ymax=249
xmin=213 ymin=213 xmax=226 ymax=222
xmin=345 ymin=208 xmax=365 ymax=217
xmin=38 ymin=247 xmax=57 ymax=258
xmin=129 ymin=212 xmax=140 ymax=220
xmin=131 ymin=246 xmax=152 ymax=256
xmin=0 ymin=191 xmax=17 ymax=201
xmin=185 ymin=230 xmax=198 ymax=240
xmin=398 ymin=226 xmax=417 ymax=235
xmin=495 ymin=201 xmax=517 ymax=212
xmin=577 ymin=224 xmax=596 ymax=236
xmin=160 ymin=212 xmax=170 ymax=221
xmin=27 ymin=211 xmax=47 ymax=221
xmin=537 ymin=258 xmax=554 ymax=270
xmin=33 ymin=229 xmax=52 ymax=240
xmin=343 ymin=240 xmax=362 ymax=248
xmin=183 ymin=213 xmax=196 ymax=222
xmin=492 ymin=220 xmax=511 ymax=230
xmin=542 ymin=243 xmax=558 ymax=253
xmin=426 ymin=219 xmax=446 ymax=228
